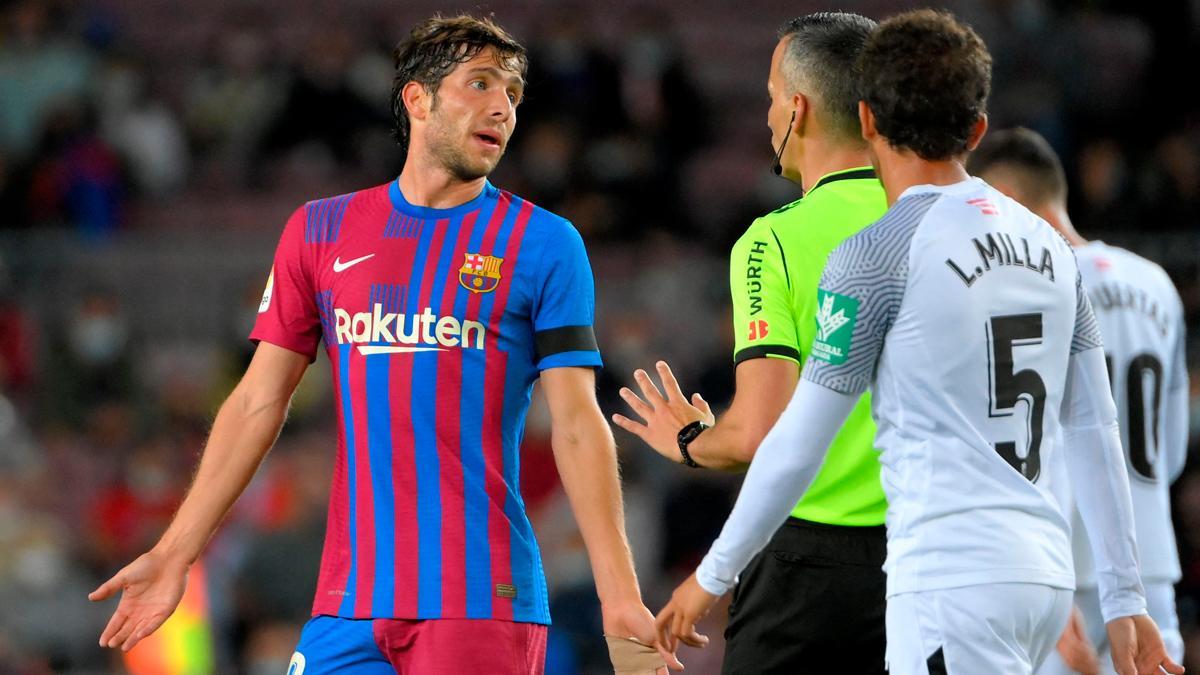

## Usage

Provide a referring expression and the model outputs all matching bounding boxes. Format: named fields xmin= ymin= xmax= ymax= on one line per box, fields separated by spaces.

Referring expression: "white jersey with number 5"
xmin=803 ymin=178 xmax=1103 ymax=596
xmin=1069 ymin=241 xmax=1188 ymax=586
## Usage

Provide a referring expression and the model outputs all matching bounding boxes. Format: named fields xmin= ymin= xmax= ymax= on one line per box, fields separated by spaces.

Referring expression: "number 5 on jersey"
xmin=986 ymin=313 xmax=1047 ymax=482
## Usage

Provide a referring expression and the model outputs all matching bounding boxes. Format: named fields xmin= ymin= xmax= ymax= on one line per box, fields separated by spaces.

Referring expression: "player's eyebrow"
xmin=466 ymin=65 xmax=525 ymax=91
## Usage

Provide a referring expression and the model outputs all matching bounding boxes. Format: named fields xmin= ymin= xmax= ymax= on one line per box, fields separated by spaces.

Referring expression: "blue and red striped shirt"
xmin=251 ymin=179 xmax=601 ymax=625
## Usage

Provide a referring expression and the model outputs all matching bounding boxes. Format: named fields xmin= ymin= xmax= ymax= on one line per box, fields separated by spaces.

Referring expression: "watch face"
xmin=679 ymin=421 xmax=708 ymax=442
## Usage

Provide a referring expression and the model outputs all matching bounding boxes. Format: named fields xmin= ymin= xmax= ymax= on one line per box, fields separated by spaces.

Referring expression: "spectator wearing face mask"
xmin=41 ymin=288 xmax=139 ymax=429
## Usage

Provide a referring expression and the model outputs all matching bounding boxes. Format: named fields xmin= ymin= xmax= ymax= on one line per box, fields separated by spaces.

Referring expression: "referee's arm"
xmin=612 ymin=226 xmax=802 ymax=472
xmin=684 ymin=357 xmax=797 ymax=471
xmin=686 ymin=226 xmax=801 ymax=471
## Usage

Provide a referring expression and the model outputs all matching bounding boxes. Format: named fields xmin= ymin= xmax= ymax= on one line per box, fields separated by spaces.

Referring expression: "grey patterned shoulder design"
xmin=1070 ymin=269 xmax=1104 ymax=354
xmin=803 ymin=192 xmax=940 ymax=394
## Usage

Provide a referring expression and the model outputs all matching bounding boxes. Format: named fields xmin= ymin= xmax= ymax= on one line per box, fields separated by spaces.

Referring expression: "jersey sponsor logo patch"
xmin=460 ymin=253 xmax=503 ymax=293
xmin=334 ymin=304 xmax=486 ymax=354
xmin=745 ymin=241 xmax=768 ymax=315
xmin=812 ymin=290 xmax=857 ymax=364
xmin=748 ymin=319 xmax=769 ymax=341
xmin=258 ymin=267 xmax=274 ymax=313
xmin=288 ymin=652 xmax=306 ymax=675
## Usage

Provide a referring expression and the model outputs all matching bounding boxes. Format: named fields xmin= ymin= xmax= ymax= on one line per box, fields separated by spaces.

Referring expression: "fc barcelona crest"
xmin=459 ymin=253 xmax=504 ymax=293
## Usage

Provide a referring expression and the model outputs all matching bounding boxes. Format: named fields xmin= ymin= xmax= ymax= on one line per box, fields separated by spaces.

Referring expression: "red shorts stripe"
xmin=372 ymin=618 xmax=546 ymax=675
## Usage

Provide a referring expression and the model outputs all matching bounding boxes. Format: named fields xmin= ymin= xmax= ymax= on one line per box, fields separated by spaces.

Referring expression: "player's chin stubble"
xmin=427 ymin=123 xmax=500 ymax=182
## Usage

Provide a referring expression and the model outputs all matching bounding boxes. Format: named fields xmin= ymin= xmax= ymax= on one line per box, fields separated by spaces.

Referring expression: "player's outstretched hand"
xmin=1056 ymin=605 xmax=1100 ymax=675
xmin=654 ymin=573 xmax=715 ymax=655
xmin=88 ymin=549 xmax=189 ymax=652
xmin=612 ymin=360 xmax=715 ymax=464
xmin=602 ymin=600 xmax=684 ymax=673
xmin=1106 ymin=613 xmax=1185 ymax=675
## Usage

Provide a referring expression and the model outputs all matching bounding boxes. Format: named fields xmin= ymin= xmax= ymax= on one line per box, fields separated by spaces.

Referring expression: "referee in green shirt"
xmin=613 ymin=13 xmax=888 ymax=674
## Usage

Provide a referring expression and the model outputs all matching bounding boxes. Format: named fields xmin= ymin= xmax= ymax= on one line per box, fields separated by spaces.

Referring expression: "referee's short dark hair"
xmin=777 ymin=12 xmax=877 ymax=144
xmin=858 ymin=10 xmax=991 ymax=160
xmin=391 ymin=15 xmax=527 ymax=159
xmin=967 ymin=127 xmax=1068 ymax=208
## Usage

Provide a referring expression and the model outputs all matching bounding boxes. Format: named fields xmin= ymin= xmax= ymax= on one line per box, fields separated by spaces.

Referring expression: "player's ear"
xmin=791 ymin=92 xmax=807 ymax=134
xmin=402 ymin=81 xmax=432 ymax=122
xmin=965 ymin=114 xmax=988 ymax=152
xmin=858 ymin=100 xmax=877 ymax=143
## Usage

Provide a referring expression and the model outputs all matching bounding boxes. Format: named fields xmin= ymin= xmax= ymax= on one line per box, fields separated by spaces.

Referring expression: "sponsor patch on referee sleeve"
xmin=811 ymin=289 xmax=857 ymax=364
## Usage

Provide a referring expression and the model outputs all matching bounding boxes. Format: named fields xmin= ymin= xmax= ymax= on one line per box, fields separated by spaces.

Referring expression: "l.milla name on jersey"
xmin=334 ymin=304 xmax=485 ymax=354
xmin=945 ymin=232 xmax=1056 ymax=288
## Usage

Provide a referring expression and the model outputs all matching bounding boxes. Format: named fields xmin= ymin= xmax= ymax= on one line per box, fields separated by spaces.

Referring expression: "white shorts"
xmin=886 ymin=583 xmax=1073 ymax=675
xmin=1035 ymin=580 xmax=1183 ymax=675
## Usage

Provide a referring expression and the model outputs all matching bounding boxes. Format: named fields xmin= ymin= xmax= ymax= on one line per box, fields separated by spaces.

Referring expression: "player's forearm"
xmin=696 ymin=379 xmax=855 ymax=594
xmin=1062 ymin=348 xmax=1146 ymax=622
xmin=154 ymin=385 xmax=291 ymax=566
xmin=551 ymin=408 xmax=642 ymax=606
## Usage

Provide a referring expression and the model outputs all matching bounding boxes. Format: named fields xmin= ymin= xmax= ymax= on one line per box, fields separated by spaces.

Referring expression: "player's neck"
xmin=875 ymin=147 xmax=970 ymax=206
xmin=796 ymin=140 xmax=873 ymax=193
xmin=397 ymin=157 xmax=488 ymax=210
xmin=1039 ymin=203 xmax=1088 ymax=248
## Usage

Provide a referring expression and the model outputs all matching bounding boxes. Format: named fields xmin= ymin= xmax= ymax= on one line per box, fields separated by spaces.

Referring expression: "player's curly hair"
xmin=858 ymin=10 xmax=992 ymax=160
xmin=391 ymin=15 xmax=527 ymax=159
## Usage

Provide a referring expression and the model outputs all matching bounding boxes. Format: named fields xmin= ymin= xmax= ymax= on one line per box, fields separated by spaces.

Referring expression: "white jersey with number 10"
xmin=1069 ymin=241 xmax=1188 ymax=587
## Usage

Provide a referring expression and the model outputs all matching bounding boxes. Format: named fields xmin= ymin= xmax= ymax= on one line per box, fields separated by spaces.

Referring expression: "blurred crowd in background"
xmin=0 ymin=0 xmax=1197 ymax=673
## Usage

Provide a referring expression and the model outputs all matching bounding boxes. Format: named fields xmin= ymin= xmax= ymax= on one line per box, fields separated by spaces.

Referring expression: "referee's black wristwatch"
xmin=676 ymin=420 xmax=709 ymax=468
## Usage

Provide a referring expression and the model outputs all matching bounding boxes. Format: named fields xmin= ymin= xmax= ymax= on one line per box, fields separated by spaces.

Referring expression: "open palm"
xmin=88 ymin=550 xmax=189 ymax=651
xmin=612 ymin=361 xmax=714 ymax=463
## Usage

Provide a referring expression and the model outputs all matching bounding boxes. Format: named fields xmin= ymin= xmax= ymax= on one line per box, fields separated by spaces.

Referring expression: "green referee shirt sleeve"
xmin=730 ymin=221 xmax=800 ymax=365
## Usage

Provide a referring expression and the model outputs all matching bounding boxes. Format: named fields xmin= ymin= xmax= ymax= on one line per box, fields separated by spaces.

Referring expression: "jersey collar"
xmin=807 ymin=167 xmax=877 ymax=195
xmin=897 ymin=176 xmax=986 ymax=201
xmin=389 ymin=178 xmax=498 ymax=219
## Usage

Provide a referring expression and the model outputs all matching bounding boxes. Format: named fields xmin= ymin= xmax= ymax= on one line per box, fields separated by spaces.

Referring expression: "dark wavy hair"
xmin=391 ymin=15 xmax=527 ymax=158
xmin=858 ymin=10 xmax=992 ymax=160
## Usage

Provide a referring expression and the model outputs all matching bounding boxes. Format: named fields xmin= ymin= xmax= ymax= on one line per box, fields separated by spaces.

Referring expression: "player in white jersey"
xmin=968 ymin=127 xmax=1189 ymax=675
xmin=653 ymin=11 xmax=1183 ymax=675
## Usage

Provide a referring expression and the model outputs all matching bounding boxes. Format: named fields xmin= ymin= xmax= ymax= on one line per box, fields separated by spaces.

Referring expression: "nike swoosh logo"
xmin=333 ymin=253 xmax=375 ymax=273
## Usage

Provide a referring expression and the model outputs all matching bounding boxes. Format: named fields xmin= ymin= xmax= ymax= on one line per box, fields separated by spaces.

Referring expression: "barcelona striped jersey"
xmin=251 ymin=179 xmax=602 ymax=625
